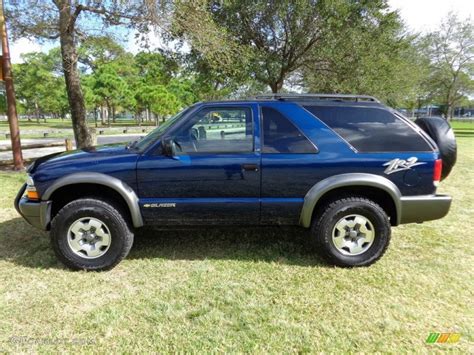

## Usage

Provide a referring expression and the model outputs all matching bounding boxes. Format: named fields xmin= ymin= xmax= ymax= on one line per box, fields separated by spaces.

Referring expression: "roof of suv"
xmin=202 ymin=93 xmax=385 ymax=108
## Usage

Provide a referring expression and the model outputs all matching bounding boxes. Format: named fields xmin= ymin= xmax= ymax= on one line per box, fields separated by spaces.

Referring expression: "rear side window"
xmin=304 ymin=106 xmax=432 ymax=152
xmin=261 ymin=107 xmax=317 ymax=153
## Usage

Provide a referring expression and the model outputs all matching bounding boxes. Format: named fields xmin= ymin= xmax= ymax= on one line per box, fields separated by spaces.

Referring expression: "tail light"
xmin=433 ymin=159 xmax=442 ymax=186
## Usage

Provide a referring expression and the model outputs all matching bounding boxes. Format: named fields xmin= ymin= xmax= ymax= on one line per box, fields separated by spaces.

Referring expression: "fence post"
xmin=65 ymin=138 xmax=73 ymax=151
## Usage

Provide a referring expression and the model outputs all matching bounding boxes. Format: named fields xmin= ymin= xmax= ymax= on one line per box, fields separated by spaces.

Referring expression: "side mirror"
xmin=162 ymin=137 xmax=177 ymax=157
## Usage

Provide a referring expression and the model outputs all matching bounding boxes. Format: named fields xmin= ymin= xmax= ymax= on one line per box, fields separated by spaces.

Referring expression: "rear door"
xmin=136 ymin=103 xmax=261 ymax=225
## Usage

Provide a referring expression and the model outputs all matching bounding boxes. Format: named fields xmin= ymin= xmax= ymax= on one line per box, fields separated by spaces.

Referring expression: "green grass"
xmin=0 ymin=139 xmax=473 ymax=353
xmin=450 ymin=120 xmax=474 ymax=130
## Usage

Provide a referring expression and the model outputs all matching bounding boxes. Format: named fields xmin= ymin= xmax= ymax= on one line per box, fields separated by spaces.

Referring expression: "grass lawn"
xmin=0 ymin=139 xmax=472 ymax=353
xmin=450 ymin=120 xmax=474 ymax=130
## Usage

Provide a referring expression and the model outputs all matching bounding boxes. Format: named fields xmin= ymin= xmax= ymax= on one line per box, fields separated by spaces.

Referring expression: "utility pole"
xmin=0 ymin=0 xmax=23 ymax=170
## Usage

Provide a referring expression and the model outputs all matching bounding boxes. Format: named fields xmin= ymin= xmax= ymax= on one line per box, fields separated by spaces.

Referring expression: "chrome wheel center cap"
xmin=67 ymin=217 xmax=112 ymax=259
xmin=332 ymin=214 xmax=375 ymax=256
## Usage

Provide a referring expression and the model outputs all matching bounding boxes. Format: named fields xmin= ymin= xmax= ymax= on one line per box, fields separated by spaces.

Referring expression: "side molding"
xmin=299 ymin=173 xmax=402 ymax=228
xmin=42 ymin=172 xmax=144 ymax=228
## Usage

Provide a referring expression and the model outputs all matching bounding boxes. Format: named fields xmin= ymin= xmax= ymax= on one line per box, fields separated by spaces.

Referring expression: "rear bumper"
xmin=399 ymin=194 xmax=452 ymax=224
xmin=14 ymin=183 xmax=51 ymax=230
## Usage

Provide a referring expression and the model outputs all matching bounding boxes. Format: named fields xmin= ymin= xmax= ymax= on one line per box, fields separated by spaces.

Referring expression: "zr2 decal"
xmin=383 ymin=157 xmax=425 ymax=175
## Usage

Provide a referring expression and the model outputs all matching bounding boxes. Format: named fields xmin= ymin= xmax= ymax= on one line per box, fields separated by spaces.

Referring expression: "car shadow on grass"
xmin=129 ymin=226 xmax=325 ymax=267
xmin=0 ymin=217 xmax=326 ymax=269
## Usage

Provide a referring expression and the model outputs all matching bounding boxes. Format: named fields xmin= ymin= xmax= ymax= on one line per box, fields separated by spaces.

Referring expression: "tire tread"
xmin=50 ymin=198 xmax=133 ymax=271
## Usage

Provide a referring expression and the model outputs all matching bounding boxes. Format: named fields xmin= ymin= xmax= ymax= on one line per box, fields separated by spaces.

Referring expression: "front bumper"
xmin=399 ymin=194 xmax=452 ymax=224
xmin=14 ymin=183 xmax=51 ymax=230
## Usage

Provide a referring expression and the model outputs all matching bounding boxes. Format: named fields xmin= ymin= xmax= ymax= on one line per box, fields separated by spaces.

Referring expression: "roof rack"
xmin=254 ymin=93 xmax=380 ymax=103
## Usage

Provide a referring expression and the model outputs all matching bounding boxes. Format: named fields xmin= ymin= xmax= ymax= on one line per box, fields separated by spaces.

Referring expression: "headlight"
xmin=26 ymin=175 xmax=39 ymax=200
xmin=26 ymin=174 xmax=34 ymax=187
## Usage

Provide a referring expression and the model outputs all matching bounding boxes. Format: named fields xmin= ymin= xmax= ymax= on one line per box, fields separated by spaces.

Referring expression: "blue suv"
xmin=15 ymin=94 xmax=456 ymax=270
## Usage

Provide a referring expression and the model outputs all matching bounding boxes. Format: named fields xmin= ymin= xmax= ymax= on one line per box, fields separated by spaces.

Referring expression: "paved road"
xmin=0 ymin=134 xmax=143 ymax=161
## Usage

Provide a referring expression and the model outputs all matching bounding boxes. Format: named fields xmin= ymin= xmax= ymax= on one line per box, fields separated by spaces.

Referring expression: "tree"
xmin=174 ymin=0 xmax=332 ymax=93
xmin=13 ymin=49 xmax=68 ymax=121
xmin=131 ymin=50 xmax=184 ymax=123
xmin=79 ymin=37 xmax=137 ymax=125
xmin=421 ymin=13 xmax=474 ymax=118
xmin=6 ymin=0 xmax=160 ymax=148
xmin=90 ymin=61 xmax=134 ymax=126
xmin=149 ymin=85 xmax=181 ymax=122
xmin=78 ymin=35 xmax=126 ymax=72
xmin=181 ymin=49 xmax=263 ymax=100
xmin=303 ymin=2 xmax=425 ymax=107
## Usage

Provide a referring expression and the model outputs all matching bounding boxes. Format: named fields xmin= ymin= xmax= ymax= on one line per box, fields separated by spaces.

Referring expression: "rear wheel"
xmin=311 ymin=196 xmax=391 ymax=267
xmin=51 ymin=198 xmax=134 ymax=271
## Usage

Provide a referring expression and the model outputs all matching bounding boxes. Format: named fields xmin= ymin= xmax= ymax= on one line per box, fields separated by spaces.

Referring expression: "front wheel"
xmin=50 ymin=198 xmax=134 ymax=271
xmin=311 ymin=196 xmax=391 ymax=267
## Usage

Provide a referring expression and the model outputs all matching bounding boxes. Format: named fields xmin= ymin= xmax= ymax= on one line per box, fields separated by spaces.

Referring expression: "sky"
xmin=9 ymin=0 xmax=474 ymax=64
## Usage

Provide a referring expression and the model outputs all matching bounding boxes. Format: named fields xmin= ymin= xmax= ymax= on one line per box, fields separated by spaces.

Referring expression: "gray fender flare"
xmin=299 ymin=173 xmax=402 ymax=228
xmin=42 ymin=172 xmax=144 ymax=228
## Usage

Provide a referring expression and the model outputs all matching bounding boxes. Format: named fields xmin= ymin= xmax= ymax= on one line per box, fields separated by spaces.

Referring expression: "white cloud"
xmin=126 ymin=29 xmax=190 ymax=54
xmin=388 ymin=0 xmax=474 ymax=33
xmin=10 ymin=38 xmax=42 ymax=63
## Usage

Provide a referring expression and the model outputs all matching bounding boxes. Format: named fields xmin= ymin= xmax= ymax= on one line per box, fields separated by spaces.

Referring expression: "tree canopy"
xmin=5 ymin=0 xmax=474 ymax=140
xmin=419 ymin=13 xmax=473 ymax=117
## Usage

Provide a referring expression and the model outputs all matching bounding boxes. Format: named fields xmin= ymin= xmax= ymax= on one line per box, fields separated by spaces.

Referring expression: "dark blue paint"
xmin=29 ymin=99 xmax=439 ymax=226
xmin=32 ymin=145 xmax=139 ymax=195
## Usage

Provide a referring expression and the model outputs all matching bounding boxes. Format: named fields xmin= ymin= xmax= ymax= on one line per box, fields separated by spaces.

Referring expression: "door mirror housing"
xmin=162 ymin=137 xmax=177 ymax=157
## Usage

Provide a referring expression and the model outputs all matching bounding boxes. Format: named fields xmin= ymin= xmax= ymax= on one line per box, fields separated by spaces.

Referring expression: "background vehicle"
xmin=15 ymin=94 xmax=456 ymax=270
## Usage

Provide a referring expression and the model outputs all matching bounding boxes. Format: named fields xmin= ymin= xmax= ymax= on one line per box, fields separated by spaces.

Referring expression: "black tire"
xmin=50 ymin=198 xmax=134 ymax=271
xmin=311 ymin=197 xmax=391 ymax=267
xmin=415 ymin=117 xmax=457 ymax=180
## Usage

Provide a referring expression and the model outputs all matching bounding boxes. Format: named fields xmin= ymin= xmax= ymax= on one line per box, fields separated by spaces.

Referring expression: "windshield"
xmin=132 ymin=106 xmax=193 ymax=151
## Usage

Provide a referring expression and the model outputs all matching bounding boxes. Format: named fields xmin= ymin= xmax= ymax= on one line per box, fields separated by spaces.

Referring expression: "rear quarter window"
xmin=304 ymin=106 xmax=432 ymax=152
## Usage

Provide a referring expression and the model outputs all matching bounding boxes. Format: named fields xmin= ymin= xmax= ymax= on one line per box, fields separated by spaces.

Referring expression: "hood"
xmin=29 ymin=144 xmax=134 ymax=174
xmin=31 ymin=143 xmax=141 ymax=196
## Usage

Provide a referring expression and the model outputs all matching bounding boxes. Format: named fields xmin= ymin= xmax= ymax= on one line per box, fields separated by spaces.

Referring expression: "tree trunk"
xmin=447 ymin=104 xmax=453 ymax=120
xmin=136 ymin=110 xmax=141 ymax=126
xmin=100 ymin=105 xmax=106 ymax=125
xmin=112 ymin=106 xmax=116 ymax=123
xmin=106 ymin=102 xmax=111 ymax=127
xmin=269 ymin=81 xmax=283 ymax=93
xmin=34 ymin=100 xmax=40 ymax=123
xmin=58 ymin=1 xmax=92 ymax=148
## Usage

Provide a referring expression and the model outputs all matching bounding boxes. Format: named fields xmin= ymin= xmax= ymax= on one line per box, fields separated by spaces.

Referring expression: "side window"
xmin=261 ymin=106 xmax=317 ymax=154
xmin=304 ymin=106 xmax=432 ymax=152
xmin=173 ymin=107 xmax=253 ymax=154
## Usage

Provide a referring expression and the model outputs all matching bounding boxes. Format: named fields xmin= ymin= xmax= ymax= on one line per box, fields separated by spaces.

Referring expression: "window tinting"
xmin=305 ymin=106 xmax=432 ymax=152
xmin=262 ymin=107 xmax=317 ymax=153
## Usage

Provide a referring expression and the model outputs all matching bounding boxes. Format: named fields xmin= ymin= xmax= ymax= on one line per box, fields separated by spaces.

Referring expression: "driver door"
xmin=136 ymin=104 xmax=261 ymax=225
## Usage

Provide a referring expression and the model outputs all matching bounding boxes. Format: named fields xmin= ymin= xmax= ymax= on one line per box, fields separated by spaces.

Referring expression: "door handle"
xmin=241 ymin=164 xmax=259 ymax=172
